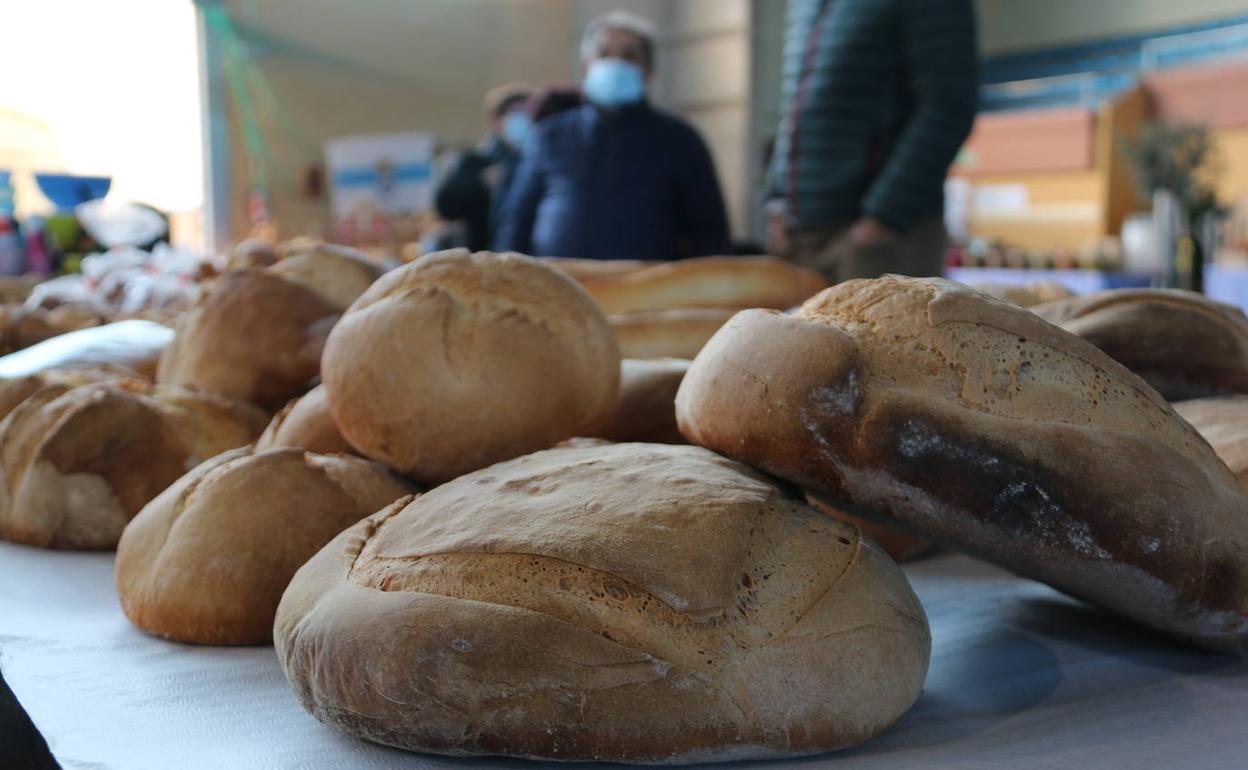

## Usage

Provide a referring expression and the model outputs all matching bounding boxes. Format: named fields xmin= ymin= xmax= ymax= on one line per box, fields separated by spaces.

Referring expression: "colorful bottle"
xmin=24 ymin=215 xmax=51 ymax=277
xmin=0 ymin=216 xmax=23 ymax=276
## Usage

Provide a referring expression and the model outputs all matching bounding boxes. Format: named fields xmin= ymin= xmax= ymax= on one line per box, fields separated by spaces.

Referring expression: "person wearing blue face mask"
xmin=434 ymin=83 xmax=534 ymax=252
xmin=493 ymin=11 xmax=729 ymax=261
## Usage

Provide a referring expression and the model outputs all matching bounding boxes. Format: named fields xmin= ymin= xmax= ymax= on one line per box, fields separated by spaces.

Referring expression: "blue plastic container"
xmin=33 ymin=173 xmax=112 ymax=210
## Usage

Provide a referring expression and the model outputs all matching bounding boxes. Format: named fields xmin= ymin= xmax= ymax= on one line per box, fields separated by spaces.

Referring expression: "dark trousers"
xmin=785 ymin=216 xmax=947 ymax=282
xmin=0 ymin=667 xmax=58 ymax=769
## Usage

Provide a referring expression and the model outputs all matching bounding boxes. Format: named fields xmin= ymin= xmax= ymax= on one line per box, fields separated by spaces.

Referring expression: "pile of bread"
xmin=4 ymin=247 xmax=1248 ymax=765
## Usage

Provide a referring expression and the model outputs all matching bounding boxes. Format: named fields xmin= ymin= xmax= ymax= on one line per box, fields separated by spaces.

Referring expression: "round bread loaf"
xmin=227 ymin=238 xmax=279 ymax=269
xmin=268 ymin=243 xmax=385 ymax=310
xmin=1175 ymin=395 xmax=1248 ymax=487
xmin=116 ymin=446 xmax=416 ymax=645
xmin=580 ymin=256 xmax=827 ymax=315
xmin=610 ymin=308 xmax=735 ymax=360
xmin=0 ymin=276 xmax=37 ymax=305
xmin=0 ymin=365 xmax=139 ymax=422
xmin=580 ymin=358 xmax=689 ymax=444
xmin=970 ymin=281 xmax=1073 ymax=307
xmin=677 ymin=276 xmax=1248 ymax=653
xmin=256 ymin=384 xmax=353 ymax=455
xmin=1031 ymin=288 xmax=1248 ymax=401
xmin=806 ymin=496 xmax=933 ymax=563
xmin=156 ymin=269 xmax=339 ymax=409
xmin=0 ymin=380 xmax=267 ymax=550
xmin=321 ymin=250 xmax=619 ymax=484
xmin=275 ymin=442 xmax=930 ymax=763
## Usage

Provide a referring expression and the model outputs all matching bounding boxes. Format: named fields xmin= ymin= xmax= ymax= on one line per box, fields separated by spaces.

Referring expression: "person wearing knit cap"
xmin=494 ymin=11 xmax=729 ymax=261
xmin=434 ymin=82 xmax=534 ymax=252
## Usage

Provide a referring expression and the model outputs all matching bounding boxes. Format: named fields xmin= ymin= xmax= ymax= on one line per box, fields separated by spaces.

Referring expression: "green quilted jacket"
xmin=767 ymin=0 xmax=978 ymax=232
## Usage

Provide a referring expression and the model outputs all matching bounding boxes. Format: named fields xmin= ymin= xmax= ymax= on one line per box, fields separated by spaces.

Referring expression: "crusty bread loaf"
xmin=0 ymin=276 xmax=38 ymax=305
xmin=268 ymin=243 xmax=385 ymax=310
xmin=581 ymin=256 xmax=828 ymax=315
xmin=116 ymin=446 xmax=415 ymax=645
xmin=156 ymin=269 xmax=339 ymax=409
xmin=227 ymin=238 xmax=279 ymax=270
xmin=2 ymin=305 xmax=109 ymax=353
xmin=1031 ymin=288 xmax=1248 ymax=400
xmin=610 ymin=308 xmax=735 ymax=360
xmin=321 ymin=250 xmax=619 ymax=484
xmin=677 ymin=276 xmax=1248 ymax=653
xmin=256 ymin=385 xmax=353 ymax=455
xmin=970 ymin=281 xmax=1073 ymax=307
xmin=0 ymin=365 xmax=140 ymax=421
xmin=0 ymin=380 xmax=267 ymax=550
xmin=275 ymin=442 xmax=929 ymax=762
xmin=1175 ymin=396 xmax=1248 ymax=486
xmin=806 ymin=496 xmax=934 ymax=563
xmin=580 ymin=359 xmax=689 ymax=444
xmin=539 ymin=257 xmax=657 ymax=282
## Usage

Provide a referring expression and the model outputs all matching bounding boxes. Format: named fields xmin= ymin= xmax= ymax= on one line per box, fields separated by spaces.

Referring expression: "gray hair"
xmin=580 ymin=10 xmax=657 ymax=69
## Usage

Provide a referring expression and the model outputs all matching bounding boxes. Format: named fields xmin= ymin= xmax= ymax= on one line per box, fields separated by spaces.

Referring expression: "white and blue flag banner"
xmin=325 ymin=131 xmax=435 ymax=218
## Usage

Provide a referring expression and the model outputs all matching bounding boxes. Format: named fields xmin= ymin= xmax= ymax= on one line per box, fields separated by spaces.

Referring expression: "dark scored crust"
xmin=677 ymin=277 xmax=1248 ymax=653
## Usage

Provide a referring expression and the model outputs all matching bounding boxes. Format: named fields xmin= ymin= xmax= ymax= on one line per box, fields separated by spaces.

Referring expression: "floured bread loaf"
xmin=256 ymin=385 xmax=353 ymax=455
xmin=1032 ymin=288 xmax=1248 ymax=400
xmin=580 ymin=358 xmax=689 ymax=444
xmin=0 ymin=380 xmax=267 ymax=550
xmin=0 ymin=365 xmax=139 ymax=421
xmin=2 ymin=305 xmax=109 ymax=353
xmin=268 ymin=243 xmax=385 ymax=310
xmin=321 ymin=250 xmax=619 ymax=484
xmin=677 ymin=276 xmax=1248 ymax=653
xmin=1175 ymin=396 xmax=1248 ymax=486
xmin=806 ymin=496 xmax=933 ymax=563
xmin=227 ymin=239 xmax=279 ymax=269
xmin=610 ymin=308 xmax=735 ymax=360
xmin=157 ymin=269 xmax=339 ymax=409
xmin=116 ymin=447 xmax=415 ymax=645
xmin=275 ymin=442 xmax=929 ymax=763
xmin=581 ymin=256 xmax=827 ymax=315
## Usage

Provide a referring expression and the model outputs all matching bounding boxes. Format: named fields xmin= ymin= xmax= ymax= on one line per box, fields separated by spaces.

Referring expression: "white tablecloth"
xmin=2 ymin=540 xmax=1246 ymax=769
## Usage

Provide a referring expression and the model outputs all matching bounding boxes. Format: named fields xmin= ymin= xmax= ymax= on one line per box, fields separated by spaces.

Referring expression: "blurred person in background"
xmin=766 ymin=0 xmax=978 ymax=281
xmin=435 ymin=83 xmax=534 ymax=252
xmin=494 ymin=11 xmax=729 ymax=260
xmin=526 ymin=83 xmax=584 ymax=125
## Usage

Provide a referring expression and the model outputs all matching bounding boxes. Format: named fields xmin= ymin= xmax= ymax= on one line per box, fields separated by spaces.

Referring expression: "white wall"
xmin=0 ymin=0 xmax=202 ymax=218
xmin=216 ymin=0 xmax=579 ymax=240
xmin=976 ymin=0 xmax=1248 ymax=55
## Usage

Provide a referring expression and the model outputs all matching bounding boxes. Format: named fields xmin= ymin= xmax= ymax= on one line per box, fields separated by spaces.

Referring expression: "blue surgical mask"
xmin=501 ymin=111 xmax=532 ymax=148
xmin=583 ymin=58 xmax=646 ymax=109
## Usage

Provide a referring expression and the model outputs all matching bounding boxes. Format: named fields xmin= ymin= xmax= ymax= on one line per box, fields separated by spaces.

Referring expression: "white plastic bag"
xmin=81 ymin=247 xmax=150 ymax=284
xmin=0 ymin=320 xmax=174 ymax=378
xmin=23 ymin=275 xmax=107 ymax=313
xmin=75 ymin=200 xmax=168 ymax=249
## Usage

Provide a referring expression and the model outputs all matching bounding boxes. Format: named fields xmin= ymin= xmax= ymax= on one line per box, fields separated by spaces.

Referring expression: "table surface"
xmin=2 ymin=540 xmax=1246 ymax=770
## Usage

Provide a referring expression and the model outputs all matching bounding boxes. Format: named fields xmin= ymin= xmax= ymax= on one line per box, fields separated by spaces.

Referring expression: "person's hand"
xmin=763 ymin=199 xmax=790 ymax=256
xmin=481 ymin=165 xmax=503 ymax=191
xmin=849 ymin=216 xmax=898 ymax=245
xmin=766 ymin=210 xmax=791 ymax=256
